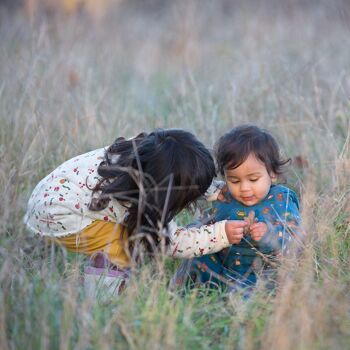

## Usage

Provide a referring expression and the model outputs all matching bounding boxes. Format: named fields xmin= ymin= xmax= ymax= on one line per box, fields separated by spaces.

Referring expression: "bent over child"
xmin=24 ymin=129 xmax=247 ymax=295
xmin=173 ymin=125 xmax=302 ymax=292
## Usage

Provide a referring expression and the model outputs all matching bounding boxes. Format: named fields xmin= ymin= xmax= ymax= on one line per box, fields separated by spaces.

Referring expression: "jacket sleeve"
xmin=166 ymin=220 xmax=230 ymax=258
xmin=257 ymin=189 xmax=302 ymax=254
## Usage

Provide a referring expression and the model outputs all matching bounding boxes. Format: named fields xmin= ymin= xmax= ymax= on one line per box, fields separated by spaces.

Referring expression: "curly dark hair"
xmin=89 ymin=129 xmax=216 ymax=253
xmin=216 ymin=124 xmax=290 ymax=176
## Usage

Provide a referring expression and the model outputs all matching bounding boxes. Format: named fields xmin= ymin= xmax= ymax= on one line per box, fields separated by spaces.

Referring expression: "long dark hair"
xmin=216 ymin=124 xmax=290 ymax=176
xmin=89 ymin=129 xmax=216 ymax=253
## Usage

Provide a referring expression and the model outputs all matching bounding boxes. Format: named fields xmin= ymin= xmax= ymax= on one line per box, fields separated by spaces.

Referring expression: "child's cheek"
xmin=228 ymin=184 xmax=238 ymax=199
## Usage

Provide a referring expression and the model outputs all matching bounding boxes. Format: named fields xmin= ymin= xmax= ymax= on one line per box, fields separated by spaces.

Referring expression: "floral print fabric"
xmin=24 ymin=149 xmax=232 ymax=259
xmin=24 ymin=148 xmax=126 ymax=237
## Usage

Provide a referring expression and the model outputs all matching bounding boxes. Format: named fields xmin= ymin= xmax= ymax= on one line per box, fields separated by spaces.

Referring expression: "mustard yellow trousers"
xmin=52 ymin=221 xmax=130 ymax=268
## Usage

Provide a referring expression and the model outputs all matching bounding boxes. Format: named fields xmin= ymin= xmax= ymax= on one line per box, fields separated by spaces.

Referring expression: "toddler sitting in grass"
xmin=173 ymin=124 xmax=302 ymax=292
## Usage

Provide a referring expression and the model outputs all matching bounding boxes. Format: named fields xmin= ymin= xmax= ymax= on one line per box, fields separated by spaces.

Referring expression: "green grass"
xmin=1 ymin=1 xmax=350 ymax=349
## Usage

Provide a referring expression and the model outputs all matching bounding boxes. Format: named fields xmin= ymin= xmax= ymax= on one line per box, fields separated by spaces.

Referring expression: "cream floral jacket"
xmin=24 ymin=148 xmax=229 ymax=258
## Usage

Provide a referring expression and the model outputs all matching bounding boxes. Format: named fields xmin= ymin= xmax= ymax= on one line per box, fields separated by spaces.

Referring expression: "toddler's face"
xmin=224 ymin=153 xmax=275 ymax=206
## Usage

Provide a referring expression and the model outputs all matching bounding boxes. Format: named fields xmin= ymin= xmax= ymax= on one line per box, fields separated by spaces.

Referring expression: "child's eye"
xmin=230 ymin=180 xmax=240 ymax=184
xmin=250 ymin=178 xmax=259 ymax=182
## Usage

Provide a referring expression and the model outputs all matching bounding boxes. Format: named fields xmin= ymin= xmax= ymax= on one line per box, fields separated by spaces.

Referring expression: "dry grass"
xmin=0 ymin=1 xmax=349 ymax=349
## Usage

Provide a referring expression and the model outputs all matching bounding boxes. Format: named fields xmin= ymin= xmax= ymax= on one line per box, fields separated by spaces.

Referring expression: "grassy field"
xmin=0 ymin=1 xmax=349 ymax=349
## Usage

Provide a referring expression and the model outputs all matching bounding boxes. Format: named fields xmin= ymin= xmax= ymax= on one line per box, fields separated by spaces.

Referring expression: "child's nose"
xmin=240 ymin=181 xmax=250 ymax=191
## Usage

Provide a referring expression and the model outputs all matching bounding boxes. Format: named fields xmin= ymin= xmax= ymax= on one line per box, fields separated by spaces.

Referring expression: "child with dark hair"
xmin=24 ymin=129 xmax=247 ymax=296
xmin=173 ymin=124 xmax=302 ymax=292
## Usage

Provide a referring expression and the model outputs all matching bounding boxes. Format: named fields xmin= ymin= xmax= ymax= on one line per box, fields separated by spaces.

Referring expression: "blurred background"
xmin=0 ymin=1 xmax=349 ymax=349
xmin=1 ymin=0 xmax=349 ymax=192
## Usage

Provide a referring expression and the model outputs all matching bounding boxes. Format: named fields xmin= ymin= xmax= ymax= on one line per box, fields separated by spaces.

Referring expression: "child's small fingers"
xmin=217 ymin=193 xmax=225 ymax=202
xmin=251 ymin=230 xmax=262 ymax=238
xmin=232 ymin=235 xmax=243 ymax=244
xmin=217 ymin=193 xmax=230 ymax=203
xmin=226 ymin=221 xmax=247 ymax=235
xmin=221 ymin=185 xmax=228 ymax=193
xmin=229 ymin=220 xmax=248 ymax=228
xmin=229 ymin=230 xmax=243 ymax=239
xmin=227 ymin=230 xmax=243 ymax=244
xmin=250 ymin=225 xmax=259 ymax=233
xmin=251 ymin=223 xmax=268 ymax=235
xmin=234 ymin=228 xmax=244 ymax=235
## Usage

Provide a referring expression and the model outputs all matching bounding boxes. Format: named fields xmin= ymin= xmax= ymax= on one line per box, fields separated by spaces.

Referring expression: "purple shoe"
xmin=84 ymin=252 xmax=130 ymax=300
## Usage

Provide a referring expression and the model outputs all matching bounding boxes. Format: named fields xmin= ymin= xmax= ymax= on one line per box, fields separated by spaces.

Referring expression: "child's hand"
xmin=217 ymin=185 xmax=229 ymax=202
xmin=225 ymin=220 xmax=247 ymax=244
xmin=250 ymin=222 xmax=268 ymax=241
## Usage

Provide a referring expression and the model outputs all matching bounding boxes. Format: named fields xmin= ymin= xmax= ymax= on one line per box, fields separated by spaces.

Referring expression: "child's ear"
xmin=270 ymin=173 xmax=277 ymax=183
